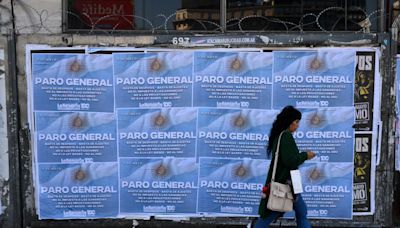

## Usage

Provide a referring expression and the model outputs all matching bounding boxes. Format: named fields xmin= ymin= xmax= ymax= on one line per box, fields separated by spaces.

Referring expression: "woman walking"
xmin=254 ymin=106 xmax=316 ymax=228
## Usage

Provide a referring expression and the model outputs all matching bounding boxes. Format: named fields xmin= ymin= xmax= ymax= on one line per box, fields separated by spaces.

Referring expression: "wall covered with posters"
xmin=26 ymin=46 xmax=381 ymax=220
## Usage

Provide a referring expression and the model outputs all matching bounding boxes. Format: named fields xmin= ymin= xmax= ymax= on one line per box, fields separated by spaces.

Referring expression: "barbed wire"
xmin=0 ymin=2 xmax=387 ymax=35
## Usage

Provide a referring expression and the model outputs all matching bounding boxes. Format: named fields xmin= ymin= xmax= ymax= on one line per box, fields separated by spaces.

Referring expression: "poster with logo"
xmin=35 ymin=112 xmax=117 ymax=163
xmin=32 ymin=54 xmax=114 ymax=112
xmin=354 ymin=52 xmax=375 ymax=131
xmin=198 ymin=158 xmax=268 ymax=215
xmin=114 ymin=52 xmax=193 ymax=108
xmin=119 ymin=157 xmax=198 ymax=214
xmin=273 ymin=50 xmax=355 ymax=109
xmin=295 ymin=107 xmax=355 ymax=163
xmin=38 ymin=163 xmax=119 ymax=219
xmin=197 ymin=108 xmax=276 ymax=159
xmin=299 ymin=162 xmax=353 ymax=219
xmin=353 ymin=133 xmax=372 ymax=213
xmin=117 ymin=108 xmax=197 ymax=158
xmin=351 ymin=51 xmax=379 ymax=215
xmin=193 ymin=52 xmax=273 ymax=109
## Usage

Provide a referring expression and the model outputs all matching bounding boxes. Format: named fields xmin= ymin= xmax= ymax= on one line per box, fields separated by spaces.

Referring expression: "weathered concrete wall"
xmin=13 ymin=0 xmax=61 ymax=34
xmin=0 ymin=1 xmax=61 ymax=226
xmin=0 ymin=0 xmax=42 ymax=204
xmin=0 ymin=46 xmax=8 ymax=216
xmin=0 ymin=0 xmax=12 ymax=34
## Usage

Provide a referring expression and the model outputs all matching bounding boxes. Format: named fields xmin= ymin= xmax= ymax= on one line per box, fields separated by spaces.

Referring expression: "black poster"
xmin=354 ymin=52 xmax=375 ymax=131
xmin=353 ymin=133 xmax=372 ymax=213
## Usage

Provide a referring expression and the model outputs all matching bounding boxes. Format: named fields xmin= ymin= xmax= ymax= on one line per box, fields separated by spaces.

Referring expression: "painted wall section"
xmin=0 ymin=49 xmax=8 ymax=215
xmin=13 ymin=0 xmax=61 ymax=34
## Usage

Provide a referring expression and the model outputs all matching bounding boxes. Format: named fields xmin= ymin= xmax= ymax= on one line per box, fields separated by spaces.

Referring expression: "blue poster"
xmin=32 ymin=54 xmax=114 ymax=112
xmin=197 ymin=108 xmax=276 ymax=159
xmin=35 ymin=112 xmax=117 ymax=163
xmin=397 ymin=57 xmax=400 ymax=113
xmin=193 ymin=52 xmax=272 ymax=109
xmin=299 ymin=162 xmax=353 ymax=219
xmin=30 ymin=49 xmax=359 ymax=220
xmin=120 ymin=157 xmax=198 ymax=214
xmin=273 ymin=50 xmax=355 ymax=109
xmin=295 ymin=107 xmax=355 ymax=163
xmin=114 ymin=52 xmax=193 ymax=108
xmin=198 ymin=158 xmax=268 ymax=215
xmin=38 ymin=163 xmax=119 ymax=219
xmin=118 ymin=108 xmax=197 ymax=158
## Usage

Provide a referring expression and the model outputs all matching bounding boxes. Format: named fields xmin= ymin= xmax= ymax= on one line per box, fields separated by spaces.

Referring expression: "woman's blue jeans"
xmin=254 ymin=194 xmax=311 ymax=228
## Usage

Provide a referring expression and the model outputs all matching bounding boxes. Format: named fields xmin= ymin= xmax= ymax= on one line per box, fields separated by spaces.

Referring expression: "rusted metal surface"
xmin=7 ymin=30 xmax=22 ymax=228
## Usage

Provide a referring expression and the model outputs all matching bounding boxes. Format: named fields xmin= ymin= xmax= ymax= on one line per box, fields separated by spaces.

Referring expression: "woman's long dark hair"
xmin=267 ymin=106 xmax=302 ymax=157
